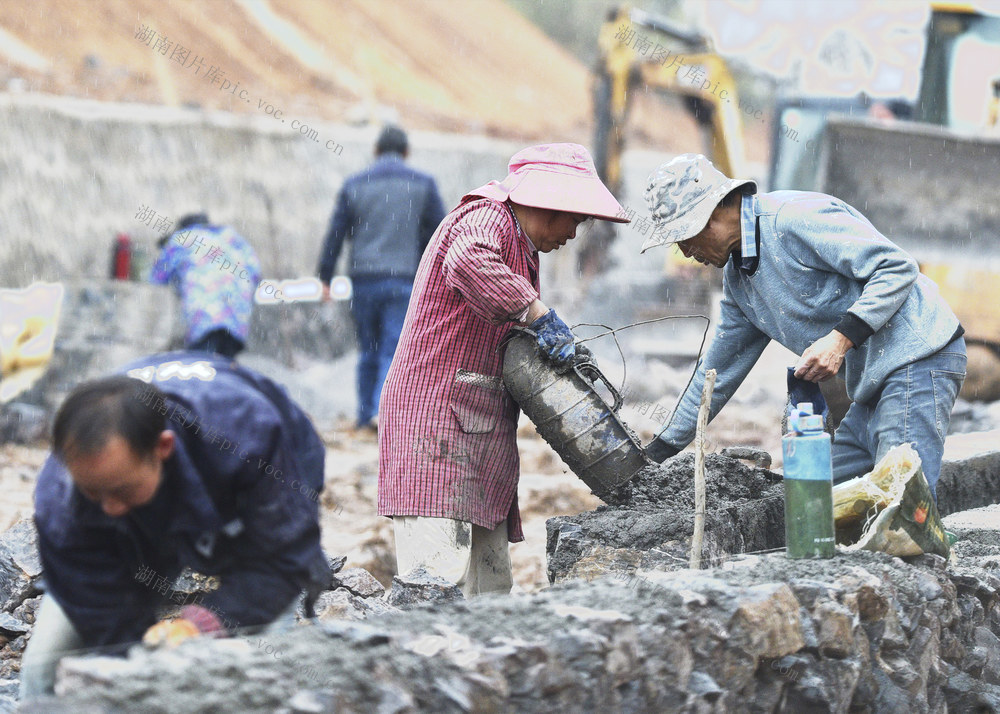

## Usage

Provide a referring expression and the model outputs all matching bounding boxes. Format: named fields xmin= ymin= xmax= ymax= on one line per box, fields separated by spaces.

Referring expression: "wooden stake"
xmin=691 ymin=368 xmax=717 ymax=569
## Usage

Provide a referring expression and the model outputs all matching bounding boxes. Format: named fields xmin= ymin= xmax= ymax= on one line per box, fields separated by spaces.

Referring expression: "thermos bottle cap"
xmin=788 ymin=405 xmax=823 ymax=435
xmin=798 ymin=414 xmax=824 ymax=432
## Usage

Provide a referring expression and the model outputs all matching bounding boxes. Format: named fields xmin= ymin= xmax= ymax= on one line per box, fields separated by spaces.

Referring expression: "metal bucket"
xmin=502 ymin=329 xmax=648 ymax=497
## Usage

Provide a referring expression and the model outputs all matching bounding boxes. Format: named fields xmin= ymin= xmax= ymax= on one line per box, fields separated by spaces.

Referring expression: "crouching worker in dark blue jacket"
xmin=21 ymin=352 xmax=331 ymax=699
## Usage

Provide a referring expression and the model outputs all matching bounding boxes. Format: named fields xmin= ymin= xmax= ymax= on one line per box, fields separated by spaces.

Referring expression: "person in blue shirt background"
xmin=641 ymin=154 xmax=966 ymax=501
xmin=20 ymin=353 xmax=330 ymax=699
xmin=317 ymin=125 xmax=446 ymax=433
xmin=151 ymin=213 xmax=262 ymax=358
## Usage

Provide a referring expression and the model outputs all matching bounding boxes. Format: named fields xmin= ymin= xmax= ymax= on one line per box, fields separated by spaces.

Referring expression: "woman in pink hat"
xmin=378 ymin=143 xmax=628 ymax=596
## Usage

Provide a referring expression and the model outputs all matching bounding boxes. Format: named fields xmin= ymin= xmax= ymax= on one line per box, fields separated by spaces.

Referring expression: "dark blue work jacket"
xmin=34 ymin=352 xmax=330 ymax=648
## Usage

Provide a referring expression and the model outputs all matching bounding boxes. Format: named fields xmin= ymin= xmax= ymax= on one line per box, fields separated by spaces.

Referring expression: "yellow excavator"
xmin=768 ymin=1 xmax=1000 ymax=400
xmin=593 ymin=5 xmax=746 ymax=197
xmin=585 ymin=5 xmax=747 ymax=294
xmin=592 ymin=3 xmax=1000 ymax=400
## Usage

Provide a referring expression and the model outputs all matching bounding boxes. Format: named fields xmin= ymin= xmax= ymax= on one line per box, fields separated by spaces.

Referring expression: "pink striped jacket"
xmin=378 ymin=195 xmax=540 ymax=542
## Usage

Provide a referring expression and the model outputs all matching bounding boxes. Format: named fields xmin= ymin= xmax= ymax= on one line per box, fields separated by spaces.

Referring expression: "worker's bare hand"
xmin=142 ymin=618 xmax=201 ymax=648
xmin=522 ymin=298 xmax=549 ymax=325
xmin=321 ymin=284 xmax=332 ymax=302
xmin=794 ymin=330 xmax=853 ymax=382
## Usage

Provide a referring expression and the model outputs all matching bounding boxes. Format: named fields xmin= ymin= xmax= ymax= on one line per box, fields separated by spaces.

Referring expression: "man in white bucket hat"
xmin=379 ymin=143 xmax=628 ymax=596
xmin=642 ymin=153 xmax=965 ymax=502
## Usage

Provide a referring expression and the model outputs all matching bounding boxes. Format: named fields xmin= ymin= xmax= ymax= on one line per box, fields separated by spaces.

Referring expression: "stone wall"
xmin=0 ymin=93 xmax=523 ymax=288
xmin=38 ymin=522 xmax=1000 ymax=712
xmin=0 ymin=94 xmax=601 ymax=426
xmin=0 ymin=94 xmax=575 ymax=426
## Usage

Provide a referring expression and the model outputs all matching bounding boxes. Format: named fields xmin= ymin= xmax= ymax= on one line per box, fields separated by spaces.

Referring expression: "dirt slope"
xmin=0 ymin=0 xmax=772 ymax=159
xmin=0 ymin=0 xmax=594 ymax=140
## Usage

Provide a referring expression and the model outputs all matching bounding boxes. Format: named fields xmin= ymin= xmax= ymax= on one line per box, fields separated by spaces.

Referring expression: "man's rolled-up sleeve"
xmin=441 ymin=204 xmax=539 ymax=324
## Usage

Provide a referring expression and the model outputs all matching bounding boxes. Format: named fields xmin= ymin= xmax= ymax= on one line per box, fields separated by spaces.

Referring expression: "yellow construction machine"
xmin=588 ymin=5 xmax=745 ymax=292
xmin=769 ymin=2 xmax=1000 ymax=399
xmin=592 ymin=3 xmax=1000 ymax=400
xmin=593 ymin=5 xmax=747 ymax=195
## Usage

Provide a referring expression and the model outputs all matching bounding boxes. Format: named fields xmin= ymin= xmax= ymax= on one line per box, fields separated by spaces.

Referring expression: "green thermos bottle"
xmin=782 ymin=402 xmax=836 ymax=559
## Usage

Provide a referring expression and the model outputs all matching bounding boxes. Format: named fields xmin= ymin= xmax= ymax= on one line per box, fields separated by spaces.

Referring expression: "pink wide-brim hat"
xmin=466 ymin=143 xmax=630 ymax=223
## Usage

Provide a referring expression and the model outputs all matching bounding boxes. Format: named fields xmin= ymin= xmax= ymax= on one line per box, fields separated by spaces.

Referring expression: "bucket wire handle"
xmin=572 ymin=314 xmax=712 ymax=404
xmin=501 ymin=325 xmax=624 ymax=411
xmin=575 ymin=361 xmax=624 ymax=412
xmin=503 ymin=316 xmax=712 ymax=431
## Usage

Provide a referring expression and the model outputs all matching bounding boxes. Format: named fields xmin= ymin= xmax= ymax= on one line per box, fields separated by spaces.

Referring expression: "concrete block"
xmin=385 ymin=568 xmax=464 ymax=609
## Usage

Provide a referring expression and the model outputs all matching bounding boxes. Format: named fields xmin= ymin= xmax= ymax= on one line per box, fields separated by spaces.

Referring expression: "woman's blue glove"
xmin=530 ymin=309 xmax=576 ymax=367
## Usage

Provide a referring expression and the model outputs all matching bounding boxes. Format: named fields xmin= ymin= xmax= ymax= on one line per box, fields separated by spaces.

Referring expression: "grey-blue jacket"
xmin=317 ymin=153 xmax=445 ymax=282
xmin=657 ymin=190 xmax=960 ymax=450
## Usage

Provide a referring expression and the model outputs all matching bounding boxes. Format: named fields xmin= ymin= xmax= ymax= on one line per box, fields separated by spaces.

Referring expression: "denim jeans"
xmin=350 ymin=276 xmax=412 ymax=426
xmin=832 ymin=336 xmax=967 ymax=499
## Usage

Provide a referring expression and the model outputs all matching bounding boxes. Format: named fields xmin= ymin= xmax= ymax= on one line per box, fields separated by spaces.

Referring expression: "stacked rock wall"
xmin=3 ymin=498 xmax=1000 ymax=711
xmin=40 ymin=538 xmax=1000 ymax=712
xmin=0 ymin=94 xmax=520 ymax=288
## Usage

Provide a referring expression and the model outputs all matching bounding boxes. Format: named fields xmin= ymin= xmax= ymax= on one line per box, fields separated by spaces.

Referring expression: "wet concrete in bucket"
xmin=546 ymin=454 xmax=787 ymax=582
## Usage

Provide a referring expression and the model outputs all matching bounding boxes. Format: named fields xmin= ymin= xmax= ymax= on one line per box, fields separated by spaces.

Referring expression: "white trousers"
xmin=20 ymin=595 xmax=84 ymax=700
xmin=392 ymin=516 xmax=513 ymax=598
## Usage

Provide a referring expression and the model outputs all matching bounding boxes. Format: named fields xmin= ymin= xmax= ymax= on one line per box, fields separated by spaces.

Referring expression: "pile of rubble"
xmin=547 ymin=450 xmax=1000 ymax=585
xmin=30 ymin=533 xmax=1000 ymax=712
xmin=0 ymin=514 xmax=469 ymax=710
xmin=3 ymin=451 xmax=1000 ymax=712
xmin=547 ymin=453 xmax=786 ymax=582
xmin=0 ymin=519 xmax=42 ymax=712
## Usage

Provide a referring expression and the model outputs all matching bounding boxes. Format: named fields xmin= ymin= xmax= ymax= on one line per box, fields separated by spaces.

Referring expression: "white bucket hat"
xmin=640 ymin=153 xmax=756 ymax=253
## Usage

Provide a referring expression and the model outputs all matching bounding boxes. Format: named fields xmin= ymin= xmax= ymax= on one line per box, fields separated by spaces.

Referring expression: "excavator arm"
xmin=593 ymin=5 xmax=747 ymax=197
